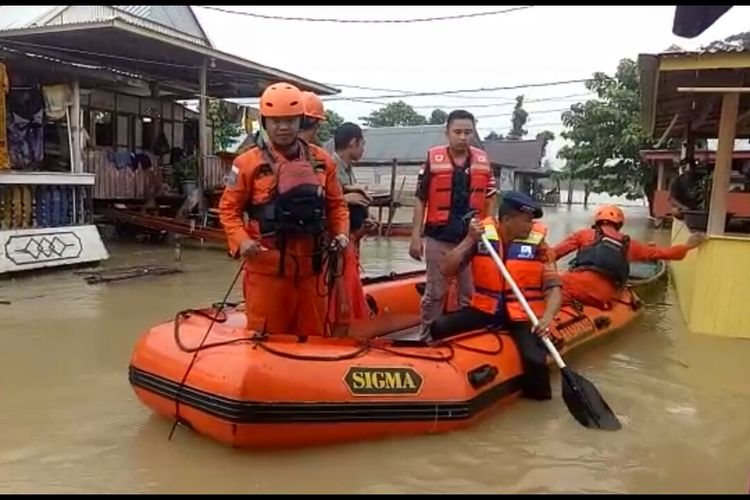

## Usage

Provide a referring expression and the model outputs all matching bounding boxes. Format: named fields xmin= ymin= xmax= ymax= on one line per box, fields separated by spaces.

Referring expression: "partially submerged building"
xmin=0 ymin=5 xmax=336 ymax=275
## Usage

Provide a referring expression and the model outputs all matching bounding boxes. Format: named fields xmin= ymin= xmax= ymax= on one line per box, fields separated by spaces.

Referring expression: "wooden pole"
xmin=657 ymin=161 xmax=666 ymax=191
xmin=71 ymin=79 xmax=81 ymax=173
xmin=707 ymin=92 xmax=739 ymax=235
xmin=198 ymin=58 xmax=208 ymax=208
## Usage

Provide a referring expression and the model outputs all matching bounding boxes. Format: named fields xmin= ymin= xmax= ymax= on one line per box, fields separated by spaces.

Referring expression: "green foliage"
xmin=428 ymin=108 xmax=448 ymax=125
xmin=484 ymin=130 xmax=504 ymax=140
xmin=316 ymin=109 xmax=345 ymax=144
xmin=360 ymin=101 xmax=428 ymax=127
xmin=557 ymin=58 xmax=651 ymax=200
xmin=536 ymin=130 xmax=555 ymax=157
xmin=507 ymin=95 xmax=528 ymax=140
xmin=209 ymin=99 xmax=242 ymax=152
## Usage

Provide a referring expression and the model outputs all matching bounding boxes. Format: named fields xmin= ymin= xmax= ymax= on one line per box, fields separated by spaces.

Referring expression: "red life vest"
xmin=470 ymin=217 xmax=547 ymax=322
xmin=424 ymin=145 xmax=491 ymax=225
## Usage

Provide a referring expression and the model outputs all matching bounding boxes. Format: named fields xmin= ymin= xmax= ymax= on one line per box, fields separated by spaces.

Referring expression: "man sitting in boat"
xmin=434 ymin=191 xmax=563 ymax=401
xmin=553 ymin=205 xmax=706 ymax=309
xmin=218 ymin=82 xmax=349 ymax=337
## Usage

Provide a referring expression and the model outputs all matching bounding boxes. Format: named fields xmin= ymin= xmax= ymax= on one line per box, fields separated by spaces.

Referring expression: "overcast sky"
xmin=193 ymin=5 xmax=750 ymax=166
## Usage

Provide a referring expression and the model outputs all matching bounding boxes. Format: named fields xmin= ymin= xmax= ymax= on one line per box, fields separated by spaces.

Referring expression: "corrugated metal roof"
xmin=482 ymin=139 xmax=544 ymax=170
xmin=324 ymin=125 xmax=456 ymax=164
xmin=326 ymin=125 xmax=486 ymax=164
xmin=113 ymin=6 xmax=208 ymax=43
xmin=0 ymin=6 xmax=58 ymax=30
xmin=0 ymin=6 xmax=211 ymax=47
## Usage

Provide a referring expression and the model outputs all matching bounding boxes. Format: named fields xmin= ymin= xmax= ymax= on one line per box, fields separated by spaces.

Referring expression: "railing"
xmin=0 ymin=184 xmax=92 ymax=230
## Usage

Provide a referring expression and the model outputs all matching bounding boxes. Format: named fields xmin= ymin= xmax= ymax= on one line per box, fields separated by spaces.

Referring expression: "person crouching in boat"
xmin=218 ymin=82 xmax=349 ymax=337
xmin=434 ymin=191 xmax=563 ymax=401
xmin=553 ymin=204 xmax=706 ymax=309
xmin=327 ymin=122 xmax=374 ymax=335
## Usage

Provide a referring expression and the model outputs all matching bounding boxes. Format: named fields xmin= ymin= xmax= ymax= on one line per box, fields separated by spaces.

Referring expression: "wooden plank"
xmin=0 ymin=172 xmax=95 ymax=186
xmin=677 ymin=86 xmax=750 ymax=93
xmin=707 ymin=92 xmax=740 ymax=235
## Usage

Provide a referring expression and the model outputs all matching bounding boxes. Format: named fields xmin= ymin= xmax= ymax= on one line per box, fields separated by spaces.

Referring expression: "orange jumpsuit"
xmin=218 ymin=141 xmax=349 ymax=336
xmin=553 ymin=226 xmax=691 ymax=308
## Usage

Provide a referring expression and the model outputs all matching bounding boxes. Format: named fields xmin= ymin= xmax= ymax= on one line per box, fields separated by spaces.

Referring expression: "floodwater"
xmin=1 ymin=205 xmax=749 ymax=494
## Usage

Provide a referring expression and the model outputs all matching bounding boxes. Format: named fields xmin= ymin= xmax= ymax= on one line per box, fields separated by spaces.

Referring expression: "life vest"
xmin=424 ymin=145 xmax=491 ymax=225
xmin=245 ymin=141 xmax=328 ymax=275
xmin=470 ymin=217 xmax=547 ymax=322
xmin=569 ymin=226 xmax=630 ymax=286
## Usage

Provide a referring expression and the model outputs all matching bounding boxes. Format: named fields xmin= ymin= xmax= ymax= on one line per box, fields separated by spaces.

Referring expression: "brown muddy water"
xmin=1 ymin=205 xmax=749 ymax=493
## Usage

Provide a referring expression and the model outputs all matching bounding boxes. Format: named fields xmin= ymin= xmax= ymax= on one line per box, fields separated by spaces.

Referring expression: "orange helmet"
xmin=259 ymin=82 xmax=304 ymax=118
xmin=301 ymin=91 xmax=326 ymax=121
xmin=594 ymin=205 xmax=625 ymax=225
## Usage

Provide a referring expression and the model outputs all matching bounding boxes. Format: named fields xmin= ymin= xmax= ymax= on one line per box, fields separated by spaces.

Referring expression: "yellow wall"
xmin=669 ymin=220 xmax=750 ymax=338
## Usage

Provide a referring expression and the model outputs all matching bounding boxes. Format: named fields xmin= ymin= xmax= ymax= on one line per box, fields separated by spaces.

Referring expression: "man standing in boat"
xmin=328 ymin=122 xmax=374 ymax=333
xmin=409 ymin=110 xmax=497 ymax=338
xmin=218 ymin=82 xmax=349 ymax=337
xmin=435 ymin=191 xmax=563 ymax=401
xmin=553 ymin=205 xmax=706 ymax=309
xmin=299 ymin=91 xmax=326 ymax=145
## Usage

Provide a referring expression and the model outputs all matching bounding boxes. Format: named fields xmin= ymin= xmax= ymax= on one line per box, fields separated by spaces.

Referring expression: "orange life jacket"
xmin=424 ymin=145 xmax=491 ymax=225
xmin=470 ymin=217 xmax=547 ymax=322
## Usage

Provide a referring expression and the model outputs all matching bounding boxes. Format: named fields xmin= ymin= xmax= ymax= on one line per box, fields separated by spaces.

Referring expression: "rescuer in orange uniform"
xmin=299 ymin=91 xmax=326 ymax=145
xmin=434 ymin=191 xmax=563 ymax=400
xmin=554 ymin=204 xmax=706 ymax=309
xmin=218 ymin=82 xmax=349 ymax=337
xmin=409 ymin=110 xmax=497 ymax=338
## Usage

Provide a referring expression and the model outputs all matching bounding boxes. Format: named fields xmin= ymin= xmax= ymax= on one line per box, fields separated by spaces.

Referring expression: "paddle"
xmin=480 ymin=234 xmax=622 ymax=431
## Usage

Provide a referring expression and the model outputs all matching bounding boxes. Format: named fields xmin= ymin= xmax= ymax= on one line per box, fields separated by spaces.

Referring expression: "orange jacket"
xmin=424 ymin=145 xmax=492 ymax=225
xmin=218 ymin=141 xmax=349 ymax=277
xmin=471 ymin=217 xmax=550 ymax=322
xmin=553 ymin=226 xmax=691 ymax=263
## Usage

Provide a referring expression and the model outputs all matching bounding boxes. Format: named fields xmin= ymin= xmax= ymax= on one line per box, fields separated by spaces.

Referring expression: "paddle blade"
xmin=561 ymin=368 xmax=621 ymax=431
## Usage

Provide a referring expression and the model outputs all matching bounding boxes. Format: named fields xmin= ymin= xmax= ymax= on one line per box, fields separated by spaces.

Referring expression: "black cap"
xmin=500 ymin=190 xmax=543 ymax=219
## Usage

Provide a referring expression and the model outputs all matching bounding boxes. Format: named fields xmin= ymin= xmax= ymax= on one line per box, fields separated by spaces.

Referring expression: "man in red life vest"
xmin=553 ymin=204 xmax=706 ymax=309
xmin=434 ymin=191 xmax=563 ymax=400
xmin=409 ymin=110 xmax=497 ymax=338
xmin=218 ymin=82 xmax=349 ymax=337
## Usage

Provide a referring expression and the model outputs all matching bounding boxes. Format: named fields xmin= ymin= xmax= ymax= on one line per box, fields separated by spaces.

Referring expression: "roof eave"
xmin=0 ymin=19 xmax=339 ymax=96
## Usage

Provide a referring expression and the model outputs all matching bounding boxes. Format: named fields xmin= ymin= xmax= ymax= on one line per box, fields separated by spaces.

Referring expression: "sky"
xmin=193 ymin=5 xmax=750 ymax=167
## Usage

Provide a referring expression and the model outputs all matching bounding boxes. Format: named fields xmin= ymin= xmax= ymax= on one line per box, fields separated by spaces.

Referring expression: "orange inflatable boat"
xmin=129 ymin=270 xmax=643 ymax=450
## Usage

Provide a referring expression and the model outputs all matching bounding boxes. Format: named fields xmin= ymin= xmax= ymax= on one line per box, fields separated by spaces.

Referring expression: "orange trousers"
xmin=560 ymin=270 xmax=617 ymax=309
xmin=243 ymin=271 xmax=327 ymax=336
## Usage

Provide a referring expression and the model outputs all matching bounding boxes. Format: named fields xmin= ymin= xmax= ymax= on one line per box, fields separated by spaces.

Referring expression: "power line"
xmin=0 ymin=38 xmax=591 ymax=106
xmin=196 ymin=5 xmax=533 ymax=24
xmin=322 ymin=78 xmax=592 ymax=101
xmin=335 ymin=92 xmax=597 ymax=110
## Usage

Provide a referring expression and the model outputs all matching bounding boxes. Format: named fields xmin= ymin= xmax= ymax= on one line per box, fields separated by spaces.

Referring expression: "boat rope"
xmin=168 ymin=262 xmax=245 ymax=441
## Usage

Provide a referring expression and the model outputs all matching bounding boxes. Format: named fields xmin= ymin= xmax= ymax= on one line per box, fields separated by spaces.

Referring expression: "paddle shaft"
xmin=479 ymin=234 xmax=567 ymax=369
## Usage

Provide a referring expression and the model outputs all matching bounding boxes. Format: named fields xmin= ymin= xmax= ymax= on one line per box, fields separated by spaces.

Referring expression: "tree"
xmin=507 ymin=95 xmax=528 ymax=140
xmin=360 ymin=101 xmax=427 ymax=127
xmin=209 ymin=99 xmax=242 ymax=152
xmin=557 ymin=58 xmax=652 ymax=204
xmin=536 ymin=130 xmax=556 ymax=157
xmin=484 ymin=131 xmax=504 ymax=141
xmin=316 ymin=109 xmax=345 ymax=144
xmin=428 ymin=109 xmax=448 ymax=125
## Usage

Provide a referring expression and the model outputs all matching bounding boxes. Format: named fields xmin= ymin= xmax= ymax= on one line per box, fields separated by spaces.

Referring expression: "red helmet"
xmin=259 ymin=82 xmax=304 ymax=118
xmin=594 ymin=205 xmax=625 ymax=225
